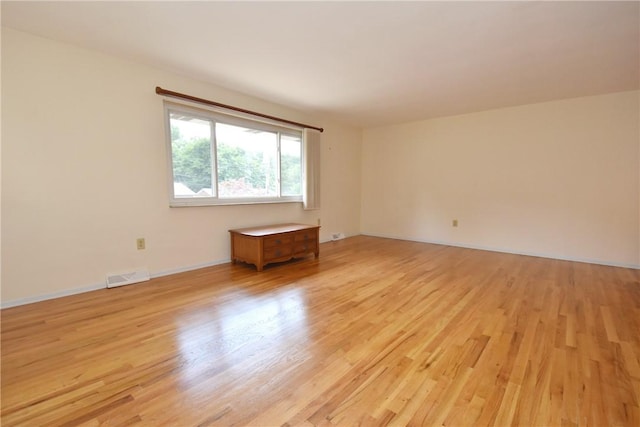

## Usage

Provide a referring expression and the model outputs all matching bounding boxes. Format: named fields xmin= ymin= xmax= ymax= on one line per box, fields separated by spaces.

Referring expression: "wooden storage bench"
xmin=229 ymin=223 xmax=320 ymax=271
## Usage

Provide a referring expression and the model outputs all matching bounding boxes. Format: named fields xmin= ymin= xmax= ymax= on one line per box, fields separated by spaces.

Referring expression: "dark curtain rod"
xmin=155 ymin=86 xmax=324 ymax=133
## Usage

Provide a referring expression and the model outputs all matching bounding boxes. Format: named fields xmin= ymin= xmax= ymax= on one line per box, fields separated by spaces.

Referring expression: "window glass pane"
xmin=281 ymin=134 xmax=302 ymax=196
xmin=170 ymin=113 xmax=213 ymax=197
xmin=216 ymin=122 xmax=278 ymax=198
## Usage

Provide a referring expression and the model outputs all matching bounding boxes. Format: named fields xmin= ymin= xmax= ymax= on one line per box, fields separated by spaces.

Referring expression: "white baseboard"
xmin=9 ymin=233 xmax=621 ymax=309
xmin=0 ymin=240 xmax=349 ymax=309
xmin=1 ymin=258 xmax=232 ymax=309
xmin=150 ymin=258 xmax=230 ymax=279
xmin=1 ymin=282 xmax=106 ymax=309
xmin=361 ymin=232 xmax=640 ymax=270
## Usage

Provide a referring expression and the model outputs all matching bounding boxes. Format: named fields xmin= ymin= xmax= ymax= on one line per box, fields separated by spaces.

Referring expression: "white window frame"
xmin=164 ymin=102 xmax=304 ymax=207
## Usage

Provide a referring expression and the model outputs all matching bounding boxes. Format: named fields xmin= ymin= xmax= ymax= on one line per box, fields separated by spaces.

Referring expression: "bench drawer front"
xmin=264 ymin=235 xmax=293 ymax=248
xmin=264 ymin=246 xmax=293 ymax=261
xmin=293 ymin=242 xmax=315 ymax=255
xmin=294 ymin=230 xmax=317 ymax=242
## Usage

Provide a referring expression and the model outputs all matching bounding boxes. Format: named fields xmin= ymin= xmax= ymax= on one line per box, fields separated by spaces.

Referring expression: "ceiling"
xmin=2 ymin=1 xmax=639 ymax=128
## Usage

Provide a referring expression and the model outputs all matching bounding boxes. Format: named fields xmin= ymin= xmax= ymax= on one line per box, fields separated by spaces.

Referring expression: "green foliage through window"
xmin=167 ymin=107 xmax=303 ymax=204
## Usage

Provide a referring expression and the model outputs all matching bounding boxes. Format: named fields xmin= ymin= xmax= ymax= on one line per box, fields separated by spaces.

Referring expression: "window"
xmin=165 ymin=103 xmax=303 ymax=206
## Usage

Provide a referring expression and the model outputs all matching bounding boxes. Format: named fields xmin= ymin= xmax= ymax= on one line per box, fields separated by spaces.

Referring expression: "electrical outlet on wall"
xmin=136 ymin=238 xmax=146 ymax=250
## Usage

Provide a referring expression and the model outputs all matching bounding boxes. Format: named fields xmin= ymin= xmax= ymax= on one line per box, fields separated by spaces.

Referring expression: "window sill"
xmin=169 ymin=197 xmax=303 ymax=208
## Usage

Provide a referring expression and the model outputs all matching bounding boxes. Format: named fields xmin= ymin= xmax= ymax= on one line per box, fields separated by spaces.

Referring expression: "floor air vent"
xmin=106 ymin=270 xmax=150 ymax=288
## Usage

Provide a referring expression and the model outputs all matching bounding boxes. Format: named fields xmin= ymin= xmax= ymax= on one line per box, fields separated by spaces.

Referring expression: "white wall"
xmin=3 ymin=28 xmax=637 ymax=308
xmin=362 ymin=91 xmax=640 ymax=268
xmin=1 ymin=28 xmax=362 ymax=306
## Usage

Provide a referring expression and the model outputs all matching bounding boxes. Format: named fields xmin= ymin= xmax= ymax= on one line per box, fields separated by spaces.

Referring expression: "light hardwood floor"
xmin=2 ymin=236 xmax=639 ymax=426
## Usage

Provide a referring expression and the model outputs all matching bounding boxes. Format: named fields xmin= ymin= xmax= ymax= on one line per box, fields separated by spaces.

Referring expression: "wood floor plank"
xmin=2 ymin=235 xmax=639 ymax=426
